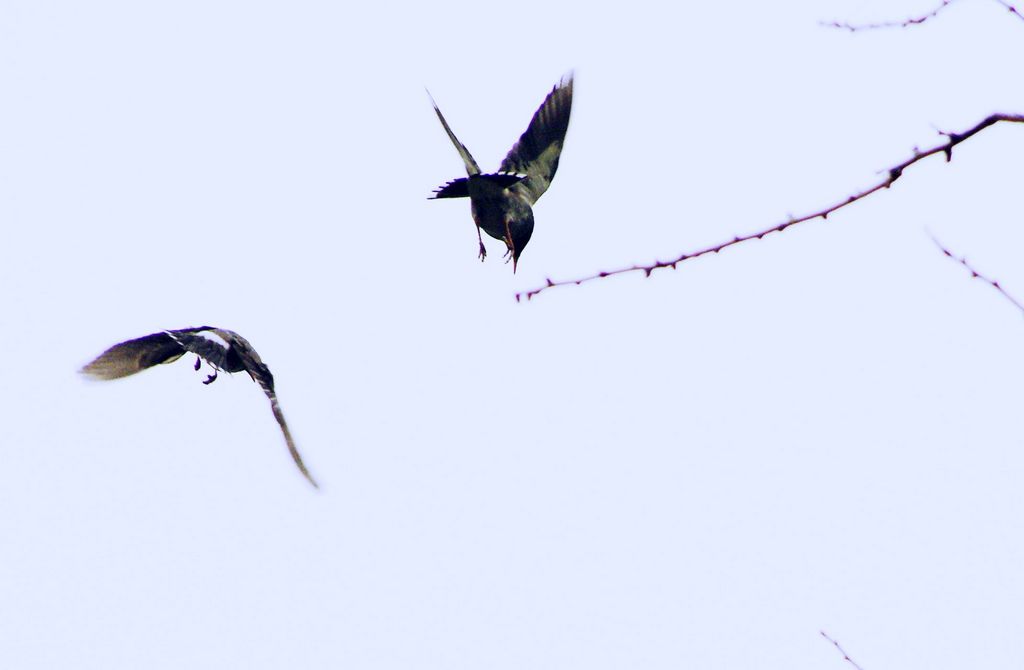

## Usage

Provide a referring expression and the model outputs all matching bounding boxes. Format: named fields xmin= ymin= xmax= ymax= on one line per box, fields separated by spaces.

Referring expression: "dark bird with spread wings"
xmin=429 ymin=73 xmax=574 ymax=272
xmin=80 ymin=327 xmax=318 ymax=488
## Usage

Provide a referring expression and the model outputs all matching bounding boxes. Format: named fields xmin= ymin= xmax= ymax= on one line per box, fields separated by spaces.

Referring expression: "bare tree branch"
xmin=820 ymin=631 xmax=866 ymax=670
xmin=931 ymin=234 xmax=1024 ymax=314
xmin=822 ymin=0 xmax=957 ymax=30
xmin=516 ymin=113 xmax=1024 ymax=302
xmin=821 ymin=0 xmax=1023 ymax=31
xmin=994 ymin=0 xmax=1024 ymax=21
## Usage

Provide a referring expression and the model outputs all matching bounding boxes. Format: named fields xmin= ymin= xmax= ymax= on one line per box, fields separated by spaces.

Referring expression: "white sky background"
xmin=2 ymin=0 xmax=1023 ymax=667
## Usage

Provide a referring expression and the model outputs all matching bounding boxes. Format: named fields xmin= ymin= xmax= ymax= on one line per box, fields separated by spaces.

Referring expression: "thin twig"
xmin=931 ymin=234 xmax=1024 ymax=314
xmin=993 ymin=0 xmax=1024 ymax=21
xmin=516 ymin=113 xmax=1024 ymax=302
xmin=821 ymin=0 xmax=956 ymax=31
xmin=821 ymin=0 xmax=1023 ymax=31
xmin=820 ymin=631 xmax=866 ymax=670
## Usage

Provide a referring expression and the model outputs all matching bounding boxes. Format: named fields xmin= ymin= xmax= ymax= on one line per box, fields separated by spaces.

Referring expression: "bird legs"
xmin=502 ymin=219 xmax=517 ymax=268
xmin=476 ymin=223 xmax=487 ymax=261
xmin=194 ymin=356 xmax=218 ymax=385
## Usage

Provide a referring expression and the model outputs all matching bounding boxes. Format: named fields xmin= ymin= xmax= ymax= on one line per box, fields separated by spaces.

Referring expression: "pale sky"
xmin=3 ymin=1 xmax=1024 ymax=668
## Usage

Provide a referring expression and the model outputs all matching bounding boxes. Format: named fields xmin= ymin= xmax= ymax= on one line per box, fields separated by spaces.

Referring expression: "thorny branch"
xmin=516 ymin=113 xmax=1024 ymax=302
xmin=820 ymin=631 xmax=866 ymax=670
xmin=995 ymin=0 xmax=1024 ymax=21
xmin=822 ymin=0 xmax=955 ymax=30
xmin=821 ymin=0 xmax=1023 ymax=31
xmin=931 ymin=234 xmax=1024 ymax=314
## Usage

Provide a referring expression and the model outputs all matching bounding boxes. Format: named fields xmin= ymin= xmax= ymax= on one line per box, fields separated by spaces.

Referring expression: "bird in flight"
xmin=428 ymin=72 xmax=574 ymax=272
xmin=80 ymin=327 xmax=318 ymax=488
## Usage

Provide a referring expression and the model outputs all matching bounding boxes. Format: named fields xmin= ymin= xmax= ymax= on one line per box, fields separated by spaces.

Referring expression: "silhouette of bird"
xmin=429 ymin=73 xmax=574 ymax=272
xmin=80 ymin=327 xmax=318 ymax=488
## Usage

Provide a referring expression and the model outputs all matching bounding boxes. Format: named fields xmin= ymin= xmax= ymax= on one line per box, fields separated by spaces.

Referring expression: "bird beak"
xmin=504 ymin=235 xmax=518 ymax=273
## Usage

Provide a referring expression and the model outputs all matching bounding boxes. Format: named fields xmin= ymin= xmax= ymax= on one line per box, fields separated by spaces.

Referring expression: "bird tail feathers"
xmin=430 ymin=173 xmax=525 ymax=199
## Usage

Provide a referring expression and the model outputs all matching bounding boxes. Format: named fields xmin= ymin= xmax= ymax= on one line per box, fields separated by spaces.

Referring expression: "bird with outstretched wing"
xmin=81 ymin=326 xmax=318 ymax=488
xmin=429 ymin=73 xmax=574 ymax=272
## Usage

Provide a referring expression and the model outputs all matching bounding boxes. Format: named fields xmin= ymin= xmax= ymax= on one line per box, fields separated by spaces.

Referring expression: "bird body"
xmin=429 ymin=73 xmax=574 ymax=271
xmin=81 ymin=327 xmax=318 ymax=488
xmin=466 ymin=174 xmax=535 ymax=253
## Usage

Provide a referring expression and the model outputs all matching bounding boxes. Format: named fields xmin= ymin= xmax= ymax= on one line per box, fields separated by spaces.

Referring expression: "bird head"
xmin=505 ymin=212 xmax=534 ymax=273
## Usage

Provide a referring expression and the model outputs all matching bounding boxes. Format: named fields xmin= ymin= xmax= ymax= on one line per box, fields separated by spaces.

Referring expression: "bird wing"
xmin=211 ymin=329 xmax=319 ymax=489
xmin=246 ymin=360 xmax=319 ymax=489
xmin=428 ymin=90 xmax=481 ymax=176
xmin=498 ymin=73 xmax=574 ymax=205
xmin=266 ymin=388 xmax=318 ymax=489
xmin=82 ymin=326 xmax=318 ymax=488
xmin=80 ymin=332 xmax=186 ymax=380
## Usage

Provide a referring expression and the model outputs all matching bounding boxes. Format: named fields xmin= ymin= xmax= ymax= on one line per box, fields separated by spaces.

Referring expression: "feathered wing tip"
xmin=499 ymin=71 xmax=575 ymax=205
xmin=248 ymin=364 xmax=319 ymax=489
xmin=268 ymin=395 xmax=319 ymax=489
xmin=80 ymin=332 xmax=186 ymax=380
xmin=427 ymin=87 xmax=481 ymax=176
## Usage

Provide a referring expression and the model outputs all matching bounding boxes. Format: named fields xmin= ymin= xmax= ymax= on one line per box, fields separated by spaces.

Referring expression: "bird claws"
xmin=475 ymin=222 xmax=487 ymax=261
xmin=502 ymin=221 xmax=517 ymax=265
xmin=194 ymin=356 xmax=217 ymax=384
